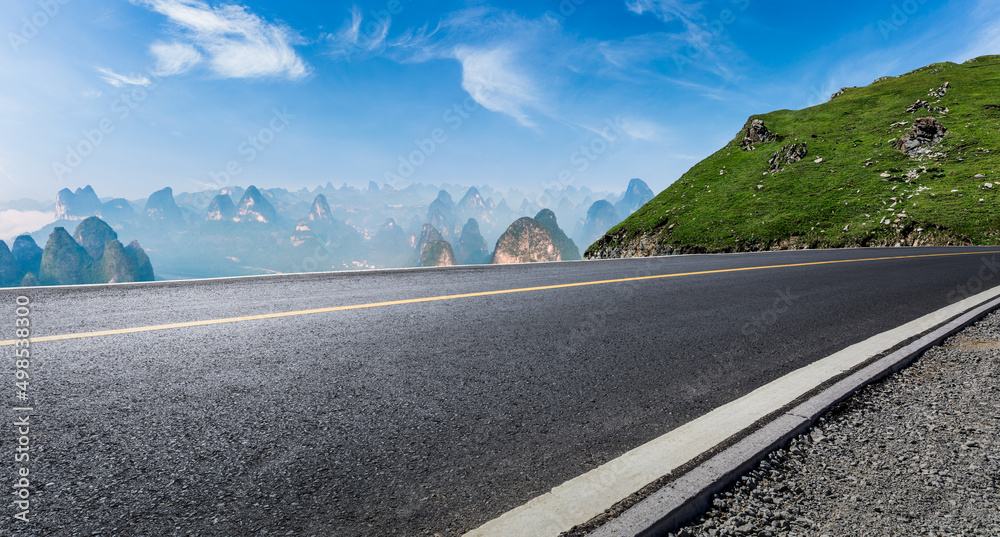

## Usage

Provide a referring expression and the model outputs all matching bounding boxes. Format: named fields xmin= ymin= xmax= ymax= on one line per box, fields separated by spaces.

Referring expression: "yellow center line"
xmin=3 ymin=250 xmax=998 ymax=347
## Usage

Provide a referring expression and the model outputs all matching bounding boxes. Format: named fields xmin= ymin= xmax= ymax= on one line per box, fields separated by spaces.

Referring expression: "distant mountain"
xmin=491 ymin=209 xmax=577 ymax=264
xmin=368 ymin=218 xmax=410 ymax=268
xmin=614 ymin=179 xmax=655 ymax=216
xmin=534 ymin=209 xmax=581 ymax=261
xmin=578 ymin=200 xmax=622 ymax=249
xmin=34 ymin=218 xmax=154 ymax=287
xmin=55 ymin=185 xmax=102 ymax=220
xmin=0 ymin=242 xmax=18 ymax=287
xmin=456 ymin=187 xmax=496 ymax=231
xmin=126 ymin=240 xmax=155 ymax=282
xmin=100 ymin=198 xmax=136 ymax=222
xmin=456 ymin=219 xmax=490 ymax=265
xmin=73 ymin=216 xmax=118 ymax=260
xmin=420 ymin=240 xmax=456 ymax=267
xmin=39 ymin=227 xmax=94 ymax=285
xmin=307 ymin=194 xmax=334 ymax=224
xmin=234 ymin=186 xmax=278 ymax=224
xmin=145 ymin=187 xmax=183 ymax=222
xmin=11 ymin=236 xmax=42 ymax=280
xmin=206 ymin=194 xmax=236 ymax=221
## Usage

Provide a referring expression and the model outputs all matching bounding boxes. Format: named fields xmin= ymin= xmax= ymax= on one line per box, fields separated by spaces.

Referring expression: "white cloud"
xmin=132 ymin=0 xmax=308 ymax=80
xmin=82 ymin=89 xmax=104 ymax=99
xmin=0 ymin=210 xmax=57 ymax=242
xmin=954 ymin=1 xmax=1000 ymax=62
xmin=151 ymin=41 xmax=203 ymax=76
xmin=625 ymin=0 xmax=703 ymax=22
xmin=453 ymin=46 xmax=538 ymax=127
xmin=96 ymin=67 xmax=152 ymax=87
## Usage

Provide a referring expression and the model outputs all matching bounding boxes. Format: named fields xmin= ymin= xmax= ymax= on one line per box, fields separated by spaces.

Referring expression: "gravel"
xmin=666 ymin=311 xmax=1000 ymax=537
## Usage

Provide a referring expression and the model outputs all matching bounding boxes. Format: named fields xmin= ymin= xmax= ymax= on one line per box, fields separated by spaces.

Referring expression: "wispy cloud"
xmin=954 ymin=0 xmax=1000 ymax=62
xmin=625 ymin=0 xmax=703 ymax=22
xmin=132 ymin=0 xmax=308 ymax=80
xmin=0 ymin=210 xmax=57 ymax=242
xmin=151 ymin=41 xmax=203 ymax=76
xmin=96 ymin=67 xmax=152 ymax=87
xmin=453 ymin=46 xmax=538 ymax=127
xmin=82 ymin=89 xmax=104 ymax=99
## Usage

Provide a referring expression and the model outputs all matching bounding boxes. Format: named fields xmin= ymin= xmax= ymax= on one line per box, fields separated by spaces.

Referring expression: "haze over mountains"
xmin=5 ymin=179 xmax=652 ymax=284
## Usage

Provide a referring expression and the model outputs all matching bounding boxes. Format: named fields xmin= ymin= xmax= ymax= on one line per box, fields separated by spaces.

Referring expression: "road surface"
xmin=2 ymin=247 xmax=999 ymax=536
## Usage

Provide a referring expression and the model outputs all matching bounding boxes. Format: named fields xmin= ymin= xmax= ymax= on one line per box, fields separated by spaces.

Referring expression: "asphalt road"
xmin=3 ymin=247 xmax=1000 ymax=536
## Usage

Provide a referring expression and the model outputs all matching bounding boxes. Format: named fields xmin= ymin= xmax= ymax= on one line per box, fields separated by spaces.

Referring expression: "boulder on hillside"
xmin=895 ymin=117 xmax=947 ymax=156
xmin=768 ymin=142 xmax=809 ymax=172
xmin=739 ymin=119 xmax=779 ymax=151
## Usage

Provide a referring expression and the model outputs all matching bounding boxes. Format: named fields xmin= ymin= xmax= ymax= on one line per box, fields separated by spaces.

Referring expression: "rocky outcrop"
xmin=73 ymin=216 xmax=118 ymax=260
xmin=145 ymin=187 xmax=184 ymax=222
xmin=456 ymin=219 xmax=490 ymax=265
xmin=233 ymin=186 xmax=278 ymax=224
xmin=307 ymin=194 xmax=334 ymax=224
xmin=534 ymin=209 xmax=581 ymax=261
xmin=614 ymin=178 xmax=655 ymax=216
xmin=206 ymin=194 xmax=236 ymax=221
xmin=55 ymin=185 xmax=102 ymax=220
xmin=416 ymin=224 xmax=446 ymax=256
xmin=739 ymin=119 xmax=779 ymax=151
xmin=768 ymin=143 xmax=808 ymax=172
xmin=895 ymin=117 xmax=947 ymax=156
xmin=491 ymin=217 xmax=561 ymax=264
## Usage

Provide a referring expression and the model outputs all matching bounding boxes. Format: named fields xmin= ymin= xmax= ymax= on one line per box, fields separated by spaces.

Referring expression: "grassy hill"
xmin=586 ymin=55 xmax=1000 ymax=258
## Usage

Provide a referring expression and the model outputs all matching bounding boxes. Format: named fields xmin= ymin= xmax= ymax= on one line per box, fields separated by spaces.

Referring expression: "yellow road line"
xmin=3 ymin=250 xmax=998 ymax=347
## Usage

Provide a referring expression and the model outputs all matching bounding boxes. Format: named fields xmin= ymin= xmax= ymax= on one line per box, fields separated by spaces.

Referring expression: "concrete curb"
xmin=590 ymin=294 xmax=1000 ymax=537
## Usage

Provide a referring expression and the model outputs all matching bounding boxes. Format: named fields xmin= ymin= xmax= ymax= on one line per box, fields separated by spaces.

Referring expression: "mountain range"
xmin=6 ymin=179 xmax=652 ymax=284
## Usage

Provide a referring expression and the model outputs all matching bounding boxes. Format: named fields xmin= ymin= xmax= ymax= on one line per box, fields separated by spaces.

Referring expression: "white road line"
xmin=463 ymin=285 xmax=1000 ymax=537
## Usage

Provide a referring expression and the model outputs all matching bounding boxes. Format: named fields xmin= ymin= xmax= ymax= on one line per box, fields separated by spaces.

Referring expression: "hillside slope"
xmin=587 ymin=55 xmax=1000 ymax=258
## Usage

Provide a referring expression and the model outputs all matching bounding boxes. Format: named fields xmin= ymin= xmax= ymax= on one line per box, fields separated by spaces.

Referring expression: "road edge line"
xmin=588 ymin=293 xmax=1000 ymax=537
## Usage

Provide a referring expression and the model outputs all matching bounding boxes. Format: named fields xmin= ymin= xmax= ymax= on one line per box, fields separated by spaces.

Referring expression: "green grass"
xmin=587 ymin=55 xmax=1000 ymax=256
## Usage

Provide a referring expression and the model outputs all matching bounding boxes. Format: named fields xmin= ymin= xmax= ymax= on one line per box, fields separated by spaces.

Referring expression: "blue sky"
xmin=0 ymin=0 xmax=998 ymax=205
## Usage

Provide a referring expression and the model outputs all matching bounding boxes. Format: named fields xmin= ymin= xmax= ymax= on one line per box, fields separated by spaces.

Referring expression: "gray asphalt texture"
xmin=3 ymin=247 xmax=1000 ymax=536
